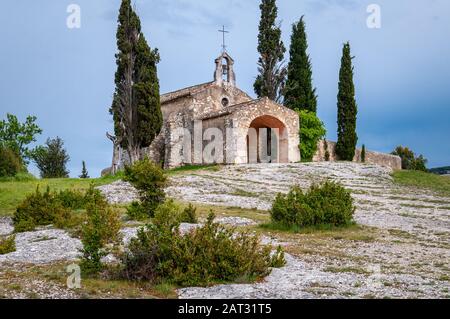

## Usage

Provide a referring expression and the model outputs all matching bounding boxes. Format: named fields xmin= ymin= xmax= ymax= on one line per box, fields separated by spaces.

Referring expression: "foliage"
xmin=361 ymin=144 xmax=366 ymax=163
xmin=13 ymin=186 xmax=71 ymax=232
xmin=336 ymin=42 xmax=358 ymax=161
xmin=391 ymin=146 xmax=428 ymax=171
xmin=124 ymin=158 xmax=167 ymax=219
xmin=0 ymin=235 xmax=16 ymax=255
xmin=324 ymin=140 xmax=330 ymax=162
xmin=32 ymin=137 xmax=70 ymax=178
xmin=12 ymin=185 xmax=110 ymax=233
xmin=0 ymin=113 xmax=42 ymax=163
xmin=0 ymin=174 xmax=123 ymax=217
xmin=270 ymin=181 xmax=355 ymax=229
xmin=284 ymin=16 xmax=317 ymax=112
xmin=270 ymin=245 xmax=286 ymax=268
xmin=80 ymin=191 xmax=122 ymax=274
xmin=120 ymin=211 xmax=282 ymax=286
xmin=180 ymin=203 xmax=198 ymax=224
xmin=253 ymin=0 xmax=287 ymax=102
xmin=0 ymin=145 xmax=22 ymax=177
xmin=79 ymin=161 xmax=89 ymax=179
xmin=298 ymin=110 xmax=326 ymax=162
xmin=110 ymin=0 xmax=163 ymax=163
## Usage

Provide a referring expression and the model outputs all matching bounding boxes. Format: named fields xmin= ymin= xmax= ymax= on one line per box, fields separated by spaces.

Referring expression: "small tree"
xmin=392 ymin=146 xmax=427 ymax=171
xmin=361 ymin=144 xmax=366 ymax=163
xmin=124 ymin=158 xmax=167 ymax=219
xmin=32 ymin=137 xmax=70 ymax=178
xmin=79 ymin=161 xmax=89 ymax=179
xmin=253 ymin=0 xmax=287 ymax=102
xmin=299 ymin=110 xmax=326 ymax=162
xmin=336 ymin=42 xmax=358 ymax=161
xmin=80 ymin=188 xmax=121 ymax=274
xmin=324 ymin=140 xmax=330 ymax=162
xmin=0 ymin=113 xmax=42 ymax=164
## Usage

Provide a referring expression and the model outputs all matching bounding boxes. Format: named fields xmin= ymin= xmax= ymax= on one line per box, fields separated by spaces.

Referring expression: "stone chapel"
xmin=108 ymin=52 xmax=301 ymax=172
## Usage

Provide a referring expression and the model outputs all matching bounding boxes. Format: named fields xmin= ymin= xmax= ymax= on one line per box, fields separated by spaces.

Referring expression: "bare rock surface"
xmin=0 ymin=217 xmax=14 ymax=236
xmin=0 ymin=228 xmax=82 ymax=264
xmin=97 ymin=180 xmax=139 ymax=204
xmin=167 ymin=162 xmax=450 ymax=299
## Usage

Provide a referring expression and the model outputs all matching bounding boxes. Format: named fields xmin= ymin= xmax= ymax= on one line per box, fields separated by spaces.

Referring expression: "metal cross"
xmin=218 ymin=25 xmax=229 ymax=52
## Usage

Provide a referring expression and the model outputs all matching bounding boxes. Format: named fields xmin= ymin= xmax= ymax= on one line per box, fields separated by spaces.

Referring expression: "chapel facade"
xmin=109 ymin=52 xmax=301 ymax=171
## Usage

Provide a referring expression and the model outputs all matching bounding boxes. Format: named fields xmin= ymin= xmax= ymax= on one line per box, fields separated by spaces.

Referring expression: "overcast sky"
xmin=0 ymin=0 xmax=449 ymax=177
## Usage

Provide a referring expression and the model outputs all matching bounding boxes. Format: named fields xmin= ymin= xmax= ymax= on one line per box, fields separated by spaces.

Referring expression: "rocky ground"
xmin=1 ymin=162 xmax=449 ymax=299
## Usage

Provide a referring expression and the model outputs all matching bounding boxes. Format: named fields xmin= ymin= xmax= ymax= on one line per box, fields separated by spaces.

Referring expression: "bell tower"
xmin=214 ymin=52 xmax=236 ymax=87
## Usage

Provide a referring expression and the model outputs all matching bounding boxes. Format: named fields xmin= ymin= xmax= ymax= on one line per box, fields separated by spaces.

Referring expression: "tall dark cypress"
xmin=110 ymin=0 xmax=162 ymax=164
xmin=254 ymin=0 xmax=286 ymax=102
xmin=336 ymin=42 xmax=358 ymax=161
xmin=284 ymin=16 xmax=317 ymax=112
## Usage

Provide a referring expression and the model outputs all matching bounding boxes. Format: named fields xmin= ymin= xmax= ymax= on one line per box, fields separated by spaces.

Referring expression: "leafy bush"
xmin=56 ymin=189 xmax=86 ymax=210
xmin=298 ymin=110 xmax=326 ymax=162
xmin=180 ymin=203 xmax=198 ymax=224
xmin=0 ymin=235 xmax=16 ymax=255
xmin=80 ymin=192 xmax=122 ymax=274
xmin=270 ymin=181 xmax=355 ymax=229
xmin=13 ymin=185 xmax=109 ymax=232
xmin=0 ymin=145 xmax=22 ymax=177
xmin=32 ymin=137 xmax=70 ymax=178
xmin=13 ymin=186 xmax=71 ymax=232
xmin=124 ymin=158 xmax=167 ymax=219
xmin=391 ymin=146 xmax=428 ymax=171
xmin=120 ymin=210 xmax=281 ymax=287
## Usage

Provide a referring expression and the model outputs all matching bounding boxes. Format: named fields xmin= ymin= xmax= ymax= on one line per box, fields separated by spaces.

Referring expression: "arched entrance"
xmin=246 ymin=115 xmax=289 ymax=164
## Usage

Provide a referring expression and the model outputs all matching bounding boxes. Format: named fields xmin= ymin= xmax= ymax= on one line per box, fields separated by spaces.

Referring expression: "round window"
xmin=221 ymin=97 xmax=229 ymax=107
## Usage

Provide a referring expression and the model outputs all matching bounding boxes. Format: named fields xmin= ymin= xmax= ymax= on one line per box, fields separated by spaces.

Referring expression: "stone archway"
xmin=246 ymin=115 xmax=289 ymax=163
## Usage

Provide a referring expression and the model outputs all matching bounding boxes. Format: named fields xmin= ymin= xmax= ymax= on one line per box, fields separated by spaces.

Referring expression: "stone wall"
xmin=313 ymin=140 xmax=402 ymax=170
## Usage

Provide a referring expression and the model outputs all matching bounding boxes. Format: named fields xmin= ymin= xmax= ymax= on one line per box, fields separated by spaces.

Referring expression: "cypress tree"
xmin=361 ymin=144 xmax=366 ymax=163
xmin=254 ymin=0 xmax=287 ymax=102
xmin=284 ymin=16 xmax=317 ymax=112
xmin=80 ymin=161 xmax=89 ymax=179
xmin=110 ymin=0 xmax=162 ymax=164
xmin=336 ymin=42 xmax=358 ymax=161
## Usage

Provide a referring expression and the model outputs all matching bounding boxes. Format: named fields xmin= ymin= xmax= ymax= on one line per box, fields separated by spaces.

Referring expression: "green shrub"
xmin=180 ymin=203 xmax=198 ymax=224
xmin=120 ymin=211 xmax=281 ymax=287
xmin=270 ymin=246 xmax=286 ymax=268
xmin=13 ymin=186 xmax=71 ymax=232
xmin=56 ymin=189 xmax=86 ymax=210
xmin=79 ymin=192 xmax=122 ymax=275
xmin=124 ymin=158 xmax=167 ymax=219
xmin=270 ymin=181 xmax=355 ymax=229
xmin=0 ymin=235 xmax=16 ymax=255
xmin=13 ymin=185 xmax=108 ymax=232
xmin=0 ymin=145 xmax=22 ymax=177
xmin=298 ymin=110 xmax=326 ymax=162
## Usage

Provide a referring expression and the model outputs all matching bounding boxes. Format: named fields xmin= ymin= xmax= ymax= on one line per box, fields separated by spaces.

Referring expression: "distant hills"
xmin=429 ymin=166 xmax=450 ymax=175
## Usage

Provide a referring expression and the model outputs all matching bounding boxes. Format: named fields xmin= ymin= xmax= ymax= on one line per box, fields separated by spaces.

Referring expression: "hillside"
xmin=1 ymin=162 xmax=449 ymax=299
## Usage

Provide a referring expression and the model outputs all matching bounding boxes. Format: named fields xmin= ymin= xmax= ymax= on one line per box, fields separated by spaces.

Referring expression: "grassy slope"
xmin=0 ymin=174 xmax=122 ymax=217
xmin=0 ymin=165 xmax=219 ymax=217
xmin=393 ymin=170 xmax=450 ymax=197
